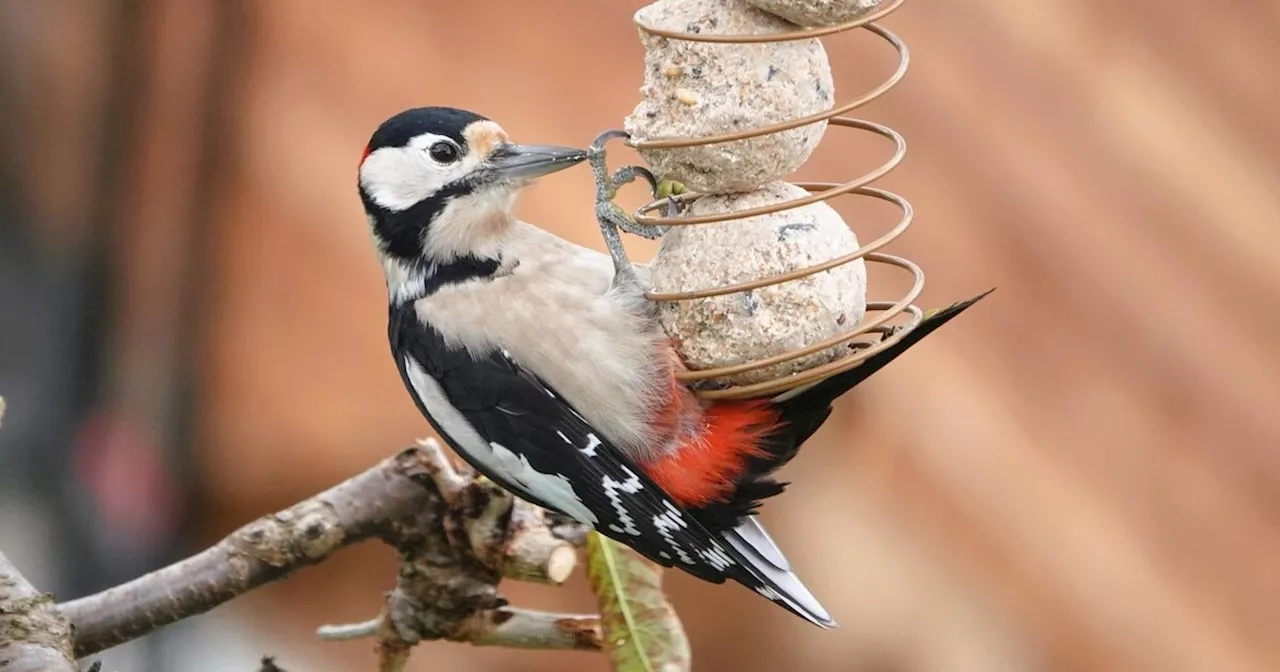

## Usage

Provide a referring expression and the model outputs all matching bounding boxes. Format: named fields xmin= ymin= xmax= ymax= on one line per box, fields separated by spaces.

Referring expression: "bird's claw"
xmin=594 ymin=201 xmax=641 ymax=284
xmin=602 ymin=165 xmax=667 ymax=238
xmin=615 ymin=165 xmax=659 ymax=194
xmin=590 ymin=128 xmax=631 ymax=153
xmin=615 ymin=213 xmax=667 ymax=240
xmin=587 ymin=129 xmax=675 ymax=281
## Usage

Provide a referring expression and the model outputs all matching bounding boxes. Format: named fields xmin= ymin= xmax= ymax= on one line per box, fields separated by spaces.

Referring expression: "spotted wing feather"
xmin=390 ymin=306 xmax=739 ymax=582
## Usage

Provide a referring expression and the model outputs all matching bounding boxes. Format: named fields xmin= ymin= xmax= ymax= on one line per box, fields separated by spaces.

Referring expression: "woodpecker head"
xmin=357 ymin=107 xmax=586 ymax=269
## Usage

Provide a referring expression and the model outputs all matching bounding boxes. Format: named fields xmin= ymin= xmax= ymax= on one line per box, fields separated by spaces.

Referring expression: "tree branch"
xmin=355 ymin=444 xmax=599 ymax=670
xmin=2 ymin=383 xmax=597 ymax=665
xmin=0 ymin=398 xmax=74 ymax=671
xmin=60 ymin=444 xmax=435 ymax=656
xmin=318 ymin=607 xmax=601 ymax=651
xmin=1 ymin=550 xmax=77 ymax=672
xmin=57 ymin=439 xmax=597 ymax=661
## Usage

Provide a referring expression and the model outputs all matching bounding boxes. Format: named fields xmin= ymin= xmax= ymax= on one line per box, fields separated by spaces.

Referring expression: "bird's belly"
xmin=417 ymin=276 xmax=669 ymax=457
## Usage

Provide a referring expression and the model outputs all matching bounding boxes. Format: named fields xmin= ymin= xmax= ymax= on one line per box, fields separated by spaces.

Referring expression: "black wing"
xmin=389 ymin=305 xmax=741 ymax=583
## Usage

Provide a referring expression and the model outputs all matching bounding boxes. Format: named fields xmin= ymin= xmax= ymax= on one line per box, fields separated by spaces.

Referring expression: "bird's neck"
xmin=420 ymin=188 xmax=517 ymax=264
xmin=373 ymin=190 xmax=519 ymax=306
xmin=383 ymin=254 xmax=504 ymax=306
xmin=382 ymin=256 xmax=428 ymax=305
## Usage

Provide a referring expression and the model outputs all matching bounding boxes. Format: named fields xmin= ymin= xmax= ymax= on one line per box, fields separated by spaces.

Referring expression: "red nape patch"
xmin=644 ymin=401 xmax=782 ymax=507
xmin=359 ymin=143 xmax=373 ymax=169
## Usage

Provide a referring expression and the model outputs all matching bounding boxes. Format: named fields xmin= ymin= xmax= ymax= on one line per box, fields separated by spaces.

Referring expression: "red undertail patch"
xmin=645 ymin=401 xmax=782 ymax=508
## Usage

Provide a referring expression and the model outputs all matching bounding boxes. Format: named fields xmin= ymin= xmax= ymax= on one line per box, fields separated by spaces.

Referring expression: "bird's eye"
xmin=428 ymin=141 xmax=460 ymax=164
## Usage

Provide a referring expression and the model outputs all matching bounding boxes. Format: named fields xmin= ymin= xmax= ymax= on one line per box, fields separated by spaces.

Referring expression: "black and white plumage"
xmin=388 ymin=295 xmax=839 ymax=622
xmin=356 ymin=106 xmax=987 ymax=629
xmin=392 ymin=308 xmax=758 ymax=581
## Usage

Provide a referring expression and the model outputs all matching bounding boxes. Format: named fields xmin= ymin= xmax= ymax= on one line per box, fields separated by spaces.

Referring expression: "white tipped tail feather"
xmin=723 ymin=517 xmax=836 ymax=628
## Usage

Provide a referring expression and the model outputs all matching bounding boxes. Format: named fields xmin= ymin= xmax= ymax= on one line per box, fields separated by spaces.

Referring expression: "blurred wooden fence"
xmin=4 ymin=0 xmax=1278 ymax=670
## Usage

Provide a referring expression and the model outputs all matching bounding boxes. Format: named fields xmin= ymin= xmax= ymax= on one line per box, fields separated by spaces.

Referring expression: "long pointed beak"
xmin=487 ymin=143 xmax=588 ymax=181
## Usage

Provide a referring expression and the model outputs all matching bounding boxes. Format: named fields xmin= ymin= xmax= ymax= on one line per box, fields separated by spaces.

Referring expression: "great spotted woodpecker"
xmin=357 ymin=107 xmax=985 ymax=628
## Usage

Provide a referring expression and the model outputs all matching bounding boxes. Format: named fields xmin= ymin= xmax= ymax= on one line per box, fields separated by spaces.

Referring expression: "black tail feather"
xmin=689 ymin=289 xmax=993 ymax=531
xmin=780 ymin=287 xmax=995 ymax=444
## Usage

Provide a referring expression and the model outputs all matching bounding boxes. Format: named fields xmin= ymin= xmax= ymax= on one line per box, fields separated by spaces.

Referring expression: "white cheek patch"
xmin=359 ymin=132 xmax=486 ymax=212
xmin=403 ymin=356 xmax=599 ymax=526
xmin=361 ymin=146 xmax=451 ymax=211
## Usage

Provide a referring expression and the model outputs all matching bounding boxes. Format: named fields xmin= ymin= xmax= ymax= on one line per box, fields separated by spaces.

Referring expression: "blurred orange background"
xmin=2 ymin=1 xmax=1278 ymax=671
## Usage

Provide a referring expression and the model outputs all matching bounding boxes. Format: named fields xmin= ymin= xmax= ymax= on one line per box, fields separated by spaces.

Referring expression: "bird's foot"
xmin=587 ymin=129 xmax=672 ymax=282
xmin=606 ymin=165 xmax=671 ymax=239
xmin=594 ymin=200 xmax=641 ymax=284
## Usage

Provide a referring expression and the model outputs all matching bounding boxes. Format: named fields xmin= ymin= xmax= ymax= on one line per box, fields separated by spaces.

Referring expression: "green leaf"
xmin=655 ymin=179 xmax=688 ymax=199
xmin=585 ymin=532 xmax=691 ymax=672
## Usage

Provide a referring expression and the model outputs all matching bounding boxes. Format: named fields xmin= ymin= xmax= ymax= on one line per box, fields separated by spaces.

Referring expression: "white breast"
xmin=414 ymin=222 xmax=671 ymax=459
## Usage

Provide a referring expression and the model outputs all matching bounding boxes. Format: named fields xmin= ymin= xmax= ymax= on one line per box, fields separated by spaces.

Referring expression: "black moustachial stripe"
xmin=420 ymin=255 xmax=501 ymax=298
xmin=382 ymin=253 xmax=501 ymax=308
xmin=360 ymin=179 xmax=477 ymax=262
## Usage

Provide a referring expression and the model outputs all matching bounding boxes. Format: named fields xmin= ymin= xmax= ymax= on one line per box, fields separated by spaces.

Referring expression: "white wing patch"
xmin=698 ymin=546 xmax=735 ymax=571
xmin=754 ymin=585 xmax=783 ymax=602
xmin=489 ymin=442 xmax=591 ymax=525
xmin=554 ymin=429 xmax=600 ymax=457
xmin=490 ymin=441 xmax=523 ymax=473
xmin=653 ymin=506 xmax=696 ymax=565
xmin=580 ymin=433 xmax=601 ymax=457
xmin=601 ymin=467 xmax=644 ymax=536
xmin=403 ymin=356 xmax=599 ymax=526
